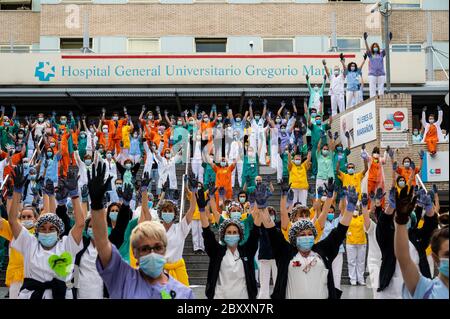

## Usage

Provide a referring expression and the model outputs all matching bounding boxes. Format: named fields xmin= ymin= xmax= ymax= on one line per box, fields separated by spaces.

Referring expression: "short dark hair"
xmin=430 ymin=226 xmax=449 ymax=255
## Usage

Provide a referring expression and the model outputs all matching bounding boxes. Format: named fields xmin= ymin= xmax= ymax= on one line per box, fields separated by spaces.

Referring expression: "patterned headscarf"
xmin=35 ymin=213 xmax=65 ymax=236
xmin=218 ymin=218 xmax=244 ymax=243
xmin=226 ymin=201 xmax=242 ymax=212
xmin=288 ymin=219 xmax=317 ymax=246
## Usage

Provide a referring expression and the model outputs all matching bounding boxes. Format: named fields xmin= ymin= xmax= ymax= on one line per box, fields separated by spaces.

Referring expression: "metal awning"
xmin=0 ymin=82 xmax=447 ymax=97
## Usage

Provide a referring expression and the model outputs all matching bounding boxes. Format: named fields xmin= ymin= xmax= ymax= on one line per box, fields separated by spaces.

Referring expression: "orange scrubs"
xmin=425 ymin=124 xmax=438 ymax=154
xmin=396 ymin=166 xmax=420 ymax=187
xmin=212 ymin=163 xmax=236 ymax=202
xmin=368 ymin=158 xmax=385 ymax=207
xmin=103 ymin=119 xmax=127 ymax=154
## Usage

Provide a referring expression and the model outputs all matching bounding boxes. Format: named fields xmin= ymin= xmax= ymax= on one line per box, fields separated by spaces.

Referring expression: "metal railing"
xmin=179 ymin=134 xmax=191 ymax=214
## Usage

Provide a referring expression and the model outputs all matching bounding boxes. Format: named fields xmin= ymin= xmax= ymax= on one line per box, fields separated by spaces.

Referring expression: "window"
xmin=390 ymin=0 xmax=421 ymax=9
xmin=60 ymin=0 xmax=92 ymax=2
xmin=60 ymin=38 xmax=93 ymax=51
xmin=392 ymin=44 xmax=422 ymax=52
xmin=127 ymin=38 xmax=160 ymax=53
xmin=263 ymin=38 xmax=294 ymax=53
xmin=195 ymin=38 xmax=227 ymax=53
xmin=336 ymin=38 xmax=361 ymax=52
xmin=0 ymin=0 xmax=31 ymax=10
xmin=194 ymin=0 xmax=226 ymax=2
xmin=0 ymin=44 xmax=31 ymax=53
xmin=127 ymin=0 xmax=158 ymax=2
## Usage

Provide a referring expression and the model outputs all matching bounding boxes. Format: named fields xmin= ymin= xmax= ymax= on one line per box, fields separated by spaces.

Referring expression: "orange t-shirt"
xmin=200 ymin=120 xmax=216 ymax=142
xmin=141 ymin=119 xmax=160 ymax=140
xmin=368 ymin=160 xmax=381 ymax=182
xmin=104 ymin=119 xmax=127 ymax=140
xmin=396 ymin=167 xmax=420 ymax=186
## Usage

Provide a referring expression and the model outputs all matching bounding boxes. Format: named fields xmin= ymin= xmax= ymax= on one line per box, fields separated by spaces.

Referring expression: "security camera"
xmin=249 ymin=41 xmax=254 ymax=47
xmin=370 ymin=1 xmax=381 ymax=13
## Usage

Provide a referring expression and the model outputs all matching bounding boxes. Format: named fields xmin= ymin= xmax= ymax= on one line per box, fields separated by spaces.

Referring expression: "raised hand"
xmin=122 ymin=183 xmax=133 ymax=205
xmin=361 ymin=193 xmax=369 ymax=207
xmin=162 ymin=180 xmax=170 ymax=194
xmin=393 ymin=161 xmax=398 ymax=171
xmin=305 ymin=74 xmax=309 ymax=81
xmin=345 ymin=131 xmax=350 ymax=139
xmin=263 ymin=99 xmax=268 ymax=107
xmin=248 ymin=191 xmax=256 ymax=206
xmin=186 ymin=172 xmax=198 ymax=192
xmin=375 ymin=188 xmax=386 ymax=201
xmin=387 ymin=146 xmax=394 ymax=158
xmin=322 ymin=59 xmax=326 ymax=66
xmin=140 ymin=172 xmax=151 ymax=192
xmin=43 ymin=179 xmax=55 ymax=196
xmin=63 ymin=170 xmax=79 ymax=197
xmin=81 ymin=184 xmax=89 ymax=203
xmin=388 ymin=187 xmax=396 ymax=209
xmin=0 ymin=105 xmax=4 ymax=113
xmin=410 ymin=161 xmax=416 ymax=170
xmin=88 ymin=162 xmax=113 ymax=210
xmin=317 ymin=186 xmax=325 ymax=199
xmin=363 ymin=32 xmax=368 ymax=40
xmin=141 ymin=105 xmax=146 ymax=112
xmin=287 ymin=189 xmax=294 ymax=204
xmin=55 ymin=180 xmax=69 ymax=204
xmin=208 ymin=181 xmax=217 ymax=196
xmin=196 ymin=187 xmax=209 ymax=212
xmin=327 ymin=130 xmax=333 ymax=140
xmin=346 ymin=186 xmax=359 ymax=212
xmin=363 ymin=53 xmax=368 ymax=60
xmin=248 ymin=99 xmax=253 ymax=107
xmin=324 ymin=177 xmax=335 ymax=198
xmin=255 ymin=184 xmax=271 ymax=209
xmin=422 ymin=106 xmax=427 ymax=112
xmin=334 ymin=131 xmax=339 ymax=140
xmin=361 ymin=151 xmax=369 ymax=161
xmin=389 ymin=32 xmax=393 ymax=41
xmin=340 ymin=53 xmax=345 ymax=61
xmin=361 ymin=143 xmax=366 ymax=150
xmin=419 ymin=150 xmax=425 ymax=160
xmin=12 ymin=164 xmax=28 ymax=192
xmin=218 ymin=187 xmax=225 ymax=198
xmin=280 ymin=178 xmax=291 ymax=196
xmin=291 ymin=98 xmax=296 ymax=106
xmin=432 ymin=184 xmax=438 ymax=195
xmin=395 ymin=186 xmax=416 ymax=225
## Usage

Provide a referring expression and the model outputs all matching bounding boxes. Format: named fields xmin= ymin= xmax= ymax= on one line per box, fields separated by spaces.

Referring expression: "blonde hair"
xmin=130 ymin=221 xmax=167 ymax=249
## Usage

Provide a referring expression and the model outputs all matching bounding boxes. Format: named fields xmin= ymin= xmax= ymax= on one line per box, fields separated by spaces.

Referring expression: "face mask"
xmin=165 ymin=153 xmax=171 ymax=159
xmin=439 ymin=258 xmax=449 ymax=278
xmin=21 ymin=220 xmax=34 ymax=229
xmin=353 ymin=211 xmax=359 ymax=217
xmin=373 ymin=153 xmax=380 ymax=159
xmin=235 ymin=118 xmax=241 ymax=122
xmin=49 ymin=142 xmax=55 ymax=148
xmin=429 ymin=119 xmax=435 ymax=124
xmin=147 ymin=201 xmax=154 ymax=209
xmin=220 ymin=161 xmax=227 ymax=167
xmin=398 ymin=181 xmax=406 ymax=188
xmin=148 ymin=115 xmax=153 ymax=120
xmin=106 ymin=153 xmax=112 ymax=159
xmin=189 ymin=120 xmax=195 ymax=125
xmin=294 ymin=159 xmax=301 ymax=166
xmin=29 ymin=174 xmax=36 ymax=180
xmin=314 ymin=86 xmax=319 ymax=92
xmin=177 ymin=121 xmax=182 ymax=126
xmin=79 ymin=134 xmax=86 ymax=139
xmin=38 ymin=232 xmax=58 ymax=248
xmin=336 ymin=146 xmax=343 ymax=152
xmin=310 ymin=113 xmax=317 ymax=118
xmin=161 ymin=212 xmax=175 ymax=224
xmin=351 ymin=67 xmax=356 ymax=72
xmin=296 ymin=235 xmax=315 ymax=252
xmin=38 ymin=118 xmax=44 ymax=122
xmin=89 ymin=128 xmax=95 ymax=133
xmin=347 ymin=168 xmax=355 ymax=175
xmin=60 ymin=120 xmax=67 ymax=125
xmin=275 ymin=118 xmax=281 ymax=123
xmin=327 ymin=213 xmax=334 ymax=221
xmin=102 ymin=129 xmax=108 ymax=133
xmin=139 ymin=253 xmax=166 ymax=278
xmin=316 ymin=120 xmax=322 ymax=125
xmin=224 ymin=234 xmax=240 ymax=247
xmin=217 ymin=117 xmax=222 ymax=122
xmin=109 ymin=211 xmax=118 ymax=222
xmin=373 ymin=47 xmax=379 ymax=53
xmin=125 ymin=163 xmax=132 ymax=170
xmin=281 ymin=128 xmax=286 ymax=133
xmin=47 ymin=152 xmax=53 ymax=157
xmin=230 ymin=211 xmax=241 ymax=220
xmin=404 ymin=162 xmax=410 ymax=168
xmin=4 ymin=121 xmax=10 ymax=127
xmin=322 ymin=150 xmax=329 ymax=156
xmin=203 ymin=118 xmax=209 ymax=122
xmin=255 ymin=116 xmax=261 ymax=121
xmin=334 ymin=70 xmax=339 ymax=76
xmin=85 ymin=159 xmax=92 ymax=166
xmin=233 ymin=135 xmax=239 ymax=140
xmin=23 ymin=162 xmax=29 ymax=168
xmin=112 ymin=116 xmax=119 ymax=121
xmin=87 ymin=228 xmax=94 ymax=239
xmin=413 ymin=131 xmax=419 ymax=136
xmin=18 ymin=134 xmax=24 ymax=139
xmin=239 ymin=197 xmax=246 ymax=204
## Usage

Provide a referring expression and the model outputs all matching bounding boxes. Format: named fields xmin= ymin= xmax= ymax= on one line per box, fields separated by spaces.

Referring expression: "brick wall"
xmin=330 ymin=93 xmax=449 ymax=193
xmin=0 ymin=11 xmax=40 ymax=44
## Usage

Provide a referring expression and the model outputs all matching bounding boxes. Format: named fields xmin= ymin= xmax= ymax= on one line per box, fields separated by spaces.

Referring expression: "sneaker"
xmin=358 ymin=281 xmax=366 ymax=286
xmin=350 ymin=281 xmax=357 ymax=286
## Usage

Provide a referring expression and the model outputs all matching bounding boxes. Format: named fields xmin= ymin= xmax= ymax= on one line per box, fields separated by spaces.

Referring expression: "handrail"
xmin=179 ymin=134 xmax=191 ymax=215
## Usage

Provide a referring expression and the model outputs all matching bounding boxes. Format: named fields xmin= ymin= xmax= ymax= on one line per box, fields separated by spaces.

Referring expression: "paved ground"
xmin=0 ymin=285 xmax=373 ymax=299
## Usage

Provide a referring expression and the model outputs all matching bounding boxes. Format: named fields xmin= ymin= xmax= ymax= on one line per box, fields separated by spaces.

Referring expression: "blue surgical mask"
xmin=161 ymin=212 xmax=175 ymax=224
xmin=316 ymin=120 xmax=322 ymax=125
xmin=85 ymin=159 xmax=92 ymax=166
xmin=373 ymin=47 xmax=379 ymax=53
xmin=327 ymin=213 xmax=334 ymax=221
xmin=21 ymin=220 xmax=34 ymax=229
xmin=296 ymin=235 xmax=315 ymax=252
xmin=148 ymin=201 xmax=154 ymax=209
xmin=38 ymin=232 xmax=58 ymax=248
xmin=294 ymin=160 xmax=301 ymax=166
xmin=47 ymin=152 xmax=53 ymax=157
xmin=220 ymin=161 xmax=227 ymax=167
xmin=109 ymin=211 xmax=118 ymax=221
xmin=322 ymin=150 xmax=329 ymax=156
xmin=125 ymin=163 xmax=132 ymax=170
xmin=60 ymin=120 xmax=67 ymax=125
xmin=87 ymin=228 xmax=94 ymax=239
xmin=398 ymin=181 xmax=406 ymax=188
xmin=404 ymin=162 xmax=410 ymax=168
xmin=139 ymin=253 xmax=166 ymax=278
xmin=348 ymin=168 xmax=355 ymax=175
xmin=336 ymin=146 xmax=343 ymax=152
xmin=230 ymin=211 xmax=241 ymax=220
xmin=255 ymin=116 xmax=260 ymax=121
xmin=310 ymin=113 xmax=317 ymax=118
xmin=439 ymin=258 xmax=449 ymax=278
xmin=224 ymin=234 xmax=240 ymax=247
xmin=29 ymin=174 xmax=36 ymax=180
xmin=239 ymin=197 xmax=246 ymax=204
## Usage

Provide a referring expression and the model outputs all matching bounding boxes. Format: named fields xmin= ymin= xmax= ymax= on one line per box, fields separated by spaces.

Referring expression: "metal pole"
xmin=331 ymin=12 xmax=337 ymax=52
xmin=426 ymin=12 xmax=434 ymax=81
xmin=180 ymin=134 xmax=191 ymax=214
xmin=384 ymin=1 xmax=391 ymax=92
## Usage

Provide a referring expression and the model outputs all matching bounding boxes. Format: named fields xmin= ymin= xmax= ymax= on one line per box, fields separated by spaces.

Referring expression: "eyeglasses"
xmin=136 ymin=244 xmax=165 ymax=255
xmin=303 ymin=257 xmax=317 ymax=274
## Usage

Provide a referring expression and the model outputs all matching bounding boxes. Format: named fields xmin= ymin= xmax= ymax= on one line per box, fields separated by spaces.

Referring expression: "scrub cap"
xmin=288 ymin=219 xmax=317 ymax=246
xmin=35 ymin=213 xmax=65 ymax=236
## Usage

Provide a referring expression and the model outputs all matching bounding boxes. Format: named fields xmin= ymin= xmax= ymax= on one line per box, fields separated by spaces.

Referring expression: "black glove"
xmin=340 ymin=53 xmax=345 ymax=61
xmin=81 ymin=184 xmax=89 ymax=203
xmin=389 ymin=32 xmax=393 ymax=41
xmin=87 ymin=162 xmax=113 ymax=210
xmin=63 ymin=170 xmax=79 ymax=198
xmin=255 ymin=183 xmax=270 ymax=209
xmin=12 ymin=164 xmax=28 ymax=193
xmin=363 ymin=32 xmax=368 ymax=40
xmin=43 ymin=179 xmax=55 ymax=196
xmin=361 ymin=193 xmax=369 ymax=207
xmin=324 ymin=177 xmax=335 ymax=198
xmin=395 ymin=186 xmax=416 ymax=225
xmin=141 ymin=172 xmax=151 ymax=192
xmin=186 ymin=172 xmax=198 ymax=192
xmin=363 ymin=53 xmax=368 ymax=60
xmin=345 ymin=131 xmax=350 ymax=138
xmin=208 ymin=181 xmax=217 ymax=196
xmin=218 ymin=187 xmax=225 ymax=198
xmin=122 ymin=183 xmax=133 ymax=205
xmin=280 ymin=179 xmax=291 ymax=196
xmin=196 ymin=188 xmax=209 ymax=212
xmin=375 ymin=187 xmax=386 ymax=201
xmin=173 ymin=190 xmax=180 ymax=201
xmin=55 ymin=180 xmax=69 ymax=205
xmin=162 ymin=180 xmax=170 ymax=194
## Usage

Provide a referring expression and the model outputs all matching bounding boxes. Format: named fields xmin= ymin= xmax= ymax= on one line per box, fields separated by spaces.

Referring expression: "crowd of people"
xmin=0 ymin=36 xmax=448 ymax=300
